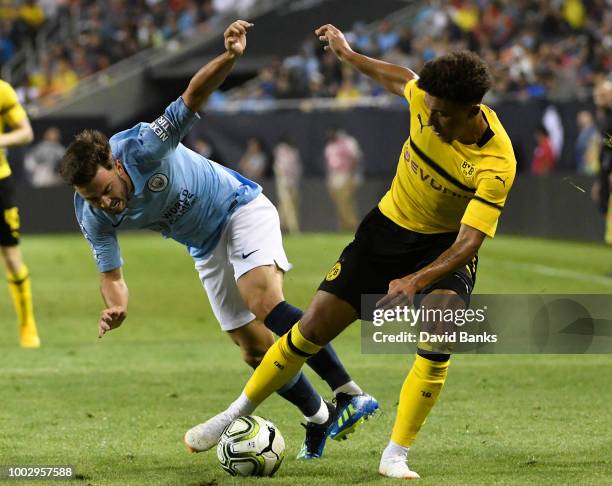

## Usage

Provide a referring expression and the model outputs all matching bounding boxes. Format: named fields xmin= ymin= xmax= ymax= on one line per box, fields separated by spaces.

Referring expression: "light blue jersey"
xmin=75 ymin=97 xmax=262 ymax=272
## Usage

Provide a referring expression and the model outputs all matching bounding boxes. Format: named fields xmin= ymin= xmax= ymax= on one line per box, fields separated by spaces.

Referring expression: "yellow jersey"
xmin=0 ymin=80 xmax=28 ymax=180
xmin=378 ymin=78 xmax=516 ymax=238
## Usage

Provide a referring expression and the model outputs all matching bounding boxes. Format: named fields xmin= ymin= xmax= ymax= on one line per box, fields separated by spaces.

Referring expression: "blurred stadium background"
xmin=1 ymin=0 xmax=611 ymax=241
xmin=1 ymin=0 xmax=612 ymax=484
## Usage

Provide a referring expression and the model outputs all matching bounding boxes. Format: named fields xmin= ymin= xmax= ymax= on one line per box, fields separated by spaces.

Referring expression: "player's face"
xmin=76 ymin=161 xmax=131 ymax=214
xmin=425 ymin=94 xmax=477 ymax=143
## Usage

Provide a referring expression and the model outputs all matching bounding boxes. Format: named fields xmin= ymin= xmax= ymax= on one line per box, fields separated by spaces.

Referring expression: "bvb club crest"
xmin=325 ymin=262 xmax=342 ymax=281
xmin=461 ymin=160 xmax=474 ymax=179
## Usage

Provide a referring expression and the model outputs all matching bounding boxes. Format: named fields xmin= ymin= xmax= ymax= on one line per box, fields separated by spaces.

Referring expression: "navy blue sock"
xmin=276 ymin=372 xmax=321 ymax=417
xmin=265 ymin=301 xmax=352 ymax=391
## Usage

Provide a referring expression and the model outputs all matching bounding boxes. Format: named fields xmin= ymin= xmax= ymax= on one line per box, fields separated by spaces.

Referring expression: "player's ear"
xmin=114 ymin=159 xmax=124 ymax=173
xmin=468 ymin=104 xmax=480 ymax=118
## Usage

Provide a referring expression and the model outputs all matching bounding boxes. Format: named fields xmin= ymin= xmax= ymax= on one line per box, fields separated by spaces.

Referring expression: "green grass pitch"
xmin=1 ymin=233 xmax=611 ymax=485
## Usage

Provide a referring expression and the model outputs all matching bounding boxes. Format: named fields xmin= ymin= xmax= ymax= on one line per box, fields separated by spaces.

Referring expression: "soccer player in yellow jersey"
xmin=185 ymin=24 xmax=516 ymax=479
xmin=0 ymin=79 xmax=39 ymax=348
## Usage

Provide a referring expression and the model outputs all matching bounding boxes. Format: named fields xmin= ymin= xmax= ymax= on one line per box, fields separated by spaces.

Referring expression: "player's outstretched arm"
xmin=181 ymin=20 xmax=253 ymax=112
xmin=0 ymin=118 xmax=34 ymax=148
xmin=98 ymin=268 xmax=129 ymax=338
xmin=315 ymin=24 xmax=417 ymax=96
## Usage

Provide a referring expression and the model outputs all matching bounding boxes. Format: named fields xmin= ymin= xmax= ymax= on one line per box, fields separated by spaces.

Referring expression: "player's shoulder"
xmin=403 ymin=78 xmax=424 ymax=104
xmin=0 ymin=79 xmax=19 ymax=102
xmin=0 ymin=79 xmax=14 ymax=92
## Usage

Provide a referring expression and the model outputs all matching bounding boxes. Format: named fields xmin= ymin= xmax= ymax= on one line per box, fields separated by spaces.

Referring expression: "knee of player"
xmin=242 ymin=347 xmax=267 ymax=368
xmin=299 ymin=312 xmax=328 ymax=346
xmin=244 ymin=292 xmax=281 ymax=321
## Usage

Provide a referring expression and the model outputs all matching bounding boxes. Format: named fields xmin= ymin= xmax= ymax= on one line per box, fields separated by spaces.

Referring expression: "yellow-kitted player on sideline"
xmin=0 ymin=80 xmax=39 ymax=348
xmin=185 ymin=24 xmax=516 ymax=480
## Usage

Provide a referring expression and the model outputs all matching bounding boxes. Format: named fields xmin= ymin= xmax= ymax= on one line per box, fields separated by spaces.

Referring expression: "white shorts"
xmin=194 ymin=194 xmax=291 ymax=332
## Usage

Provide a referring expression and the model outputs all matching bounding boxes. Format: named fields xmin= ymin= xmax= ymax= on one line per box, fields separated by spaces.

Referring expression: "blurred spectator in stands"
xmin=213 ymin=0 xmax=255 ymax=16
xmin=531 ymin=125 xmax=557 ymax=176
xmin=7 ymin=0 xmax=46 ymax=46
xmin=347 ymin=21 xmax=378 ymax=57
xmin=591 ymin=79 xmax=612 ymax=246
xmin=49 ymin=57 xmax=79 ymax=97
xmin=191 ymin=136 xmax=221 ymax=164
xmin=24 ymin=126 xmax=65 ymax=187
xmin=307 ymin=72 xmax=331 ymax=98
xmin=238 ymin=137 xmax=268 ymax=182
xmin=324 ymin=128 xmax=361 ymax=231
xmin=575 ymin=111 xmax=600 ymax=175
xmin=0 ymin=19 xmax=14 ymax=64
xmin=320 ymin=50 xmax=343 ymax=95
xmin=542 ymin=105 xmax=564 ymax=161
xmin=336 ymin=69 xmax=361 ymax=102
xmin=285 ymin=37 xmax=319 ymax=85
xmin=376 ymin=20 xmax=399 ymax=53
xmin=273 ymin=136 xmax=302 ymax=235
xmin=71 ymin=45 xmax=94 ymax=79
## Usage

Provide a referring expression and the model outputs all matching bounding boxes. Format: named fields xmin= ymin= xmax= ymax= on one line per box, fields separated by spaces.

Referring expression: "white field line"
xmin=489 ymin=258 xmax=612 ymax=286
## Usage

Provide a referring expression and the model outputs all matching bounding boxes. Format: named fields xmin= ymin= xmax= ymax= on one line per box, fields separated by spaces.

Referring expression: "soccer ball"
xmin=216 ymin=415 xmax=285 ymax=477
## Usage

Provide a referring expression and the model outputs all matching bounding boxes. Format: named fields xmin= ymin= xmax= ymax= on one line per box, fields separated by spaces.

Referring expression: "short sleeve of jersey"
xmin=135 ymin=97 xmax=200 ymax=162
xmin=0 ymin=81 xmax=27 ymax=127
xmin=403 ymin=78 xmax=419 ymax=105
xmin=75 ymin=195 xmax=123 ymax=272
xmin=461 ymin=163 xmax=515 ymax=238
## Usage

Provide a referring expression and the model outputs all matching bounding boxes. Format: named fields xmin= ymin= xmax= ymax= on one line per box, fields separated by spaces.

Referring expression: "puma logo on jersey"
xmin=494 ymin=175 xmax=508 ymax=187
xmin=417 ymin=113 xmax=426 ymax=133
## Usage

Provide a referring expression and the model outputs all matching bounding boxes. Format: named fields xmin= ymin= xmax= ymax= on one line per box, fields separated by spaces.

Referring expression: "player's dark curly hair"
xmin=59 ymin=130 xmax=113 ymax=186
xmin=417 ymin=50 xmax=492 ymax=105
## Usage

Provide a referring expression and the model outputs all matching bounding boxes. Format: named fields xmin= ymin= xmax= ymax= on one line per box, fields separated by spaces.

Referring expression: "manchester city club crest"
xmin=147 ymin=173 xmax=168 ymax=192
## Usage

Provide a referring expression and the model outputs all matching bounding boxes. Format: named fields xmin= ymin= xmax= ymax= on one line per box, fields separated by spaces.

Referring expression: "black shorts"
xmin=318 ymin=207 xmax=477 ymax=319
xmin=0 ymin=175 xmax=20 ymax=246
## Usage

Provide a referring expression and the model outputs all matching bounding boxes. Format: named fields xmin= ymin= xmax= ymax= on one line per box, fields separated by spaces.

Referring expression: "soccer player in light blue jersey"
xmin=59 ymin=20 xmax=378 ymax=459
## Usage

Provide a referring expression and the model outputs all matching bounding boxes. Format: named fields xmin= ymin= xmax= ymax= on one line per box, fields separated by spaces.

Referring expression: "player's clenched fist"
xmin=224 ymin=20 xmax=253 ymax=57
xmin=98 ymin=306 xmax=127 ymax=338
xmin=315 ymin=24 xmax=353 ymax=60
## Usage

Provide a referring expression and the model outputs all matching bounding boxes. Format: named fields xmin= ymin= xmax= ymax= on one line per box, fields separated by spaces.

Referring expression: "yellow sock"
xmin=7 ymin=265 xmax=39 ymax=347
xmin=390 ymin=354 xmax=449 ymax=446
xmin=244 ymin=322 xmax=321 ymax=404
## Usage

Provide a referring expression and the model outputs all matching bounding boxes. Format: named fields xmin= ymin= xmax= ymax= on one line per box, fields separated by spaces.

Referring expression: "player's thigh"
xmin=0 ymin=176 xmax=21 ymax=250
xmin=318 ymin=207 xmax=410 ymax=319
xmin=228 ymin=194 xmax=291 ymax=317
xmin=227 ymin=319 xmax=275 ymax=368
xmin=194 ymin=241 xmax=256 ymax=333
xmin=298 ymin=290 xmax=359 ymax=346
xmin=236 ymin=264 xmax=284 ymax=320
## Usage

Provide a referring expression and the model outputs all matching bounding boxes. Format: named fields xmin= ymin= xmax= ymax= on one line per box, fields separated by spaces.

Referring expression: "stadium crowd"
xmin=1 ymin=0 xmax=256 ymax=105
xmin=233 ymin=0 xmax=612 ymax=103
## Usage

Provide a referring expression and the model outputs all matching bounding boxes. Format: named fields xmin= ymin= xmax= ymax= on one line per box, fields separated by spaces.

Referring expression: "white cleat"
xmin=184 ymin=412 xmax=234 ymax=453
xmin=379 ymin=456 xmax=421 ymax=479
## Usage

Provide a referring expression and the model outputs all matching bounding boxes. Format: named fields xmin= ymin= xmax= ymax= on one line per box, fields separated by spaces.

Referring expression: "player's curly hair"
xmin=417 ymin=50 xmax=492 ymax=105
xmin=59 ymin=130 xmax=113 ymax=186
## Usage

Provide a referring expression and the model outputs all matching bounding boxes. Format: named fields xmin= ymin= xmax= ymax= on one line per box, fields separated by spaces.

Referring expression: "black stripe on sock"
xmin=287 ymin=330 xmax=314 ymax=358
xmin=417 ymin=348 xmax=451 ymax=362
xmin=8 ymin=274 xmax=29 ymax=285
